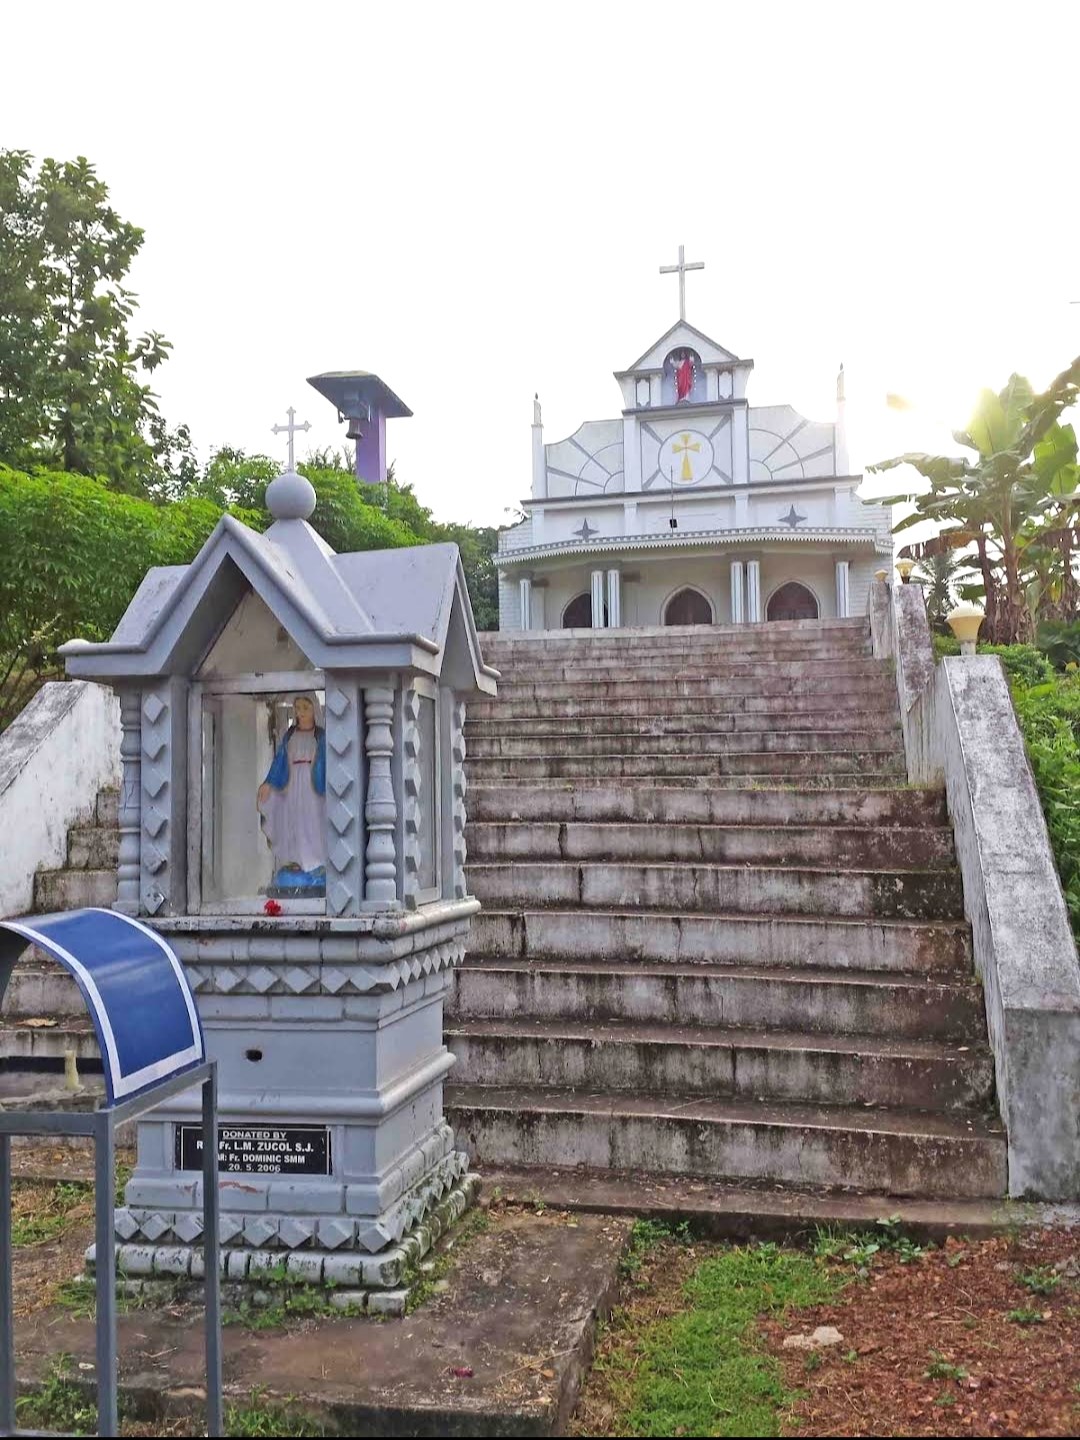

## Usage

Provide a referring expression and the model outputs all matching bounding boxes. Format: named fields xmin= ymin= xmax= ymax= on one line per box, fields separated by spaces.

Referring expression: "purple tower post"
xmin=307 ymin=371 xmax=412 ymax=485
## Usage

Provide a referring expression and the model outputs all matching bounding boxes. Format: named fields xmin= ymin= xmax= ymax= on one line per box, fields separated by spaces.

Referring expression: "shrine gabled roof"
xmin=61 ymin=513 xmax=496 ymax=693
xmin=620 ymin=320 xmax=749 ymax=376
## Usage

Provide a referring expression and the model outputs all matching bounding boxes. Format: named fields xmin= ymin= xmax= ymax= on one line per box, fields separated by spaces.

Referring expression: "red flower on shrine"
xmin=263 ymin=899 xmax=283 ymax=916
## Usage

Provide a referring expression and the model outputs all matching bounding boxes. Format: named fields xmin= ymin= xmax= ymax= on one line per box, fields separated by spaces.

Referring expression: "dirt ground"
xmin=762 ymin=1228 xmax=1080 ymax=1438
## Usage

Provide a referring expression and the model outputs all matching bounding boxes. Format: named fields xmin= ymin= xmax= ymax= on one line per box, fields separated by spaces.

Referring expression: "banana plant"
xmin=869 ymin=361 xmax=1080 ymax=643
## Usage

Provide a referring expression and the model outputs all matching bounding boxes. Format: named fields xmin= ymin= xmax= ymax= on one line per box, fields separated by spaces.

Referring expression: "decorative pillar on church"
xmin=730 ymin=560 xmax=746 ymax=624
xmin=745 ymin=561 xmax=762 ymax=624
xmin=835 ymin=560 xmax=850 ymax=618
xmin=519 ymin=576 xmax=533 ymax=631
xmin=591 ymin=569 xmax=607 ymax=628
xmin=606 ymin=569 xmax=622 ymax=629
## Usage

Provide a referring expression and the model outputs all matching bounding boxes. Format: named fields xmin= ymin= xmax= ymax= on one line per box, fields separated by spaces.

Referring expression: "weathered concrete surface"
xmin=0 ymin=681 xmax=119 ymax=919
xmin=869 ymin=579 xmax=1080 ymax=1199
xmin=15 ymin=1210 xmax=631 ymax=1438
xmin=479 ymin=1166 xmax=1080 ymax=1245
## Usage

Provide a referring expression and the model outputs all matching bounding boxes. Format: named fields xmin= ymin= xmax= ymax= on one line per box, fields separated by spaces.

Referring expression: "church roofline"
xmin=622 ymin=320 xmax=747 ymax=373
xmin=497 ymin=526 xmax=890 ymax=567
xmin=517 ymin=475 xmax=869 ymax=508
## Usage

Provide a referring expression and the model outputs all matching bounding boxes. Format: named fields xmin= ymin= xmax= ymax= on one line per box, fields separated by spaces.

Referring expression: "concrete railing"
xmin=870 ymin=579 xmax=1080 ymax=1199
xmin=0 ymin=681 xmax=121 ymax=919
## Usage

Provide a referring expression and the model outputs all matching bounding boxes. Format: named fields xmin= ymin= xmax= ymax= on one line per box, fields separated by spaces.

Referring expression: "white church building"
xmin=496 ymin=252 xmax=891 ymax=631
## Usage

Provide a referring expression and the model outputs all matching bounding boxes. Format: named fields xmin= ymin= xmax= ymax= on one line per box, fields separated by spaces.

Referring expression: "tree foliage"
xmin=0 ymin=149 xmax=187 ymax=493
xmin=871 ymin=358 xmax=1080 ymax=644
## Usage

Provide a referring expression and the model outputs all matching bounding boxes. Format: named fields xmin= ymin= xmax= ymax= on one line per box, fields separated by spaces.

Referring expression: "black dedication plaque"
xmin=175 ymin=1124 xmax=331 ymax=1176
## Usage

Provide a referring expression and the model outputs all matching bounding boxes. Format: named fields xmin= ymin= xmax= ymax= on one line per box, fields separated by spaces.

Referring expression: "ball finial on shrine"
xmin=266 ymin=469 xmax=317 ymax=521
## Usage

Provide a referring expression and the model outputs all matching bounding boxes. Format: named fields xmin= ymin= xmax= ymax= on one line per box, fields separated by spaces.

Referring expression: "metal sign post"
xmin=0 ymin=910 xmax=223 ymax=1439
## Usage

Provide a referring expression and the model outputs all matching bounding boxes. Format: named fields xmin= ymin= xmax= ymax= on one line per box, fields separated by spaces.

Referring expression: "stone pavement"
xmin=15 ymin=1209 xmax=631 ymax=1437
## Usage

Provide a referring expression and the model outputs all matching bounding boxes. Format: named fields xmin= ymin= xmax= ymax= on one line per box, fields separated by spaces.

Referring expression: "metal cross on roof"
xmin=271 ymin=406 xmax=312 ymax=472
xmin=574 ymin=519 xmax=599 ymax=542
xmin=659 ymin=244 xmax=705 ymax=322
xmin=780 ymin=505 xmax=807 ymax=529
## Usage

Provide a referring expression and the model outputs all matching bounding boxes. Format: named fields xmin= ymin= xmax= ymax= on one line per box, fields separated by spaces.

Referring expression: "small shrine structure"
xmin=62 ymin=407 xmax=497 ymax=1301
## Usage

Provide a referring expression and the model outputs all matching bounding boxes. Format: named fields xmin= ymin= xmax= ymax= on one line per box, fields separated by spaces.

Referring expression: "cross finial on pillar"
xmin=271 ymin=406 xmax=312 ymax=472
xmin=659 ymin=244 xmax=705 ymax=321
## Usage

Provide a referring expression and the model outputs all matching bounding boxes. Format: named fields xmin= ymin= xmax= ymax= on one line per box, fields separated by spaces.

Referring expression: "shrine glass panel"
xmin=199 ymin=687 xmax=327 ymax=911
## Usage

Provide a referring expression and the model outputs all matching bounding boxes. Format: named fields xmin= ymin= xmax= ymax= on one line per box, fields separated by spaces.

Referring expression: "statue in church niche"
xmin=666 ymin=349 xmax=698 ymax=403
xmin=257 ymin=693 xmax=327 ymax=896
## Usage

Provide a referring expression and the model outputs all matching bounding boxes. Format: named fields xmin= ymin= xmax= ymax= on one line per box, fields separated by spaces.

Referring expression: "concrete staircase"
xmin=445 ymin=618 xmax=1007 ymax=1200
xmin=0 ymin=789 xmax=117 ymax=1062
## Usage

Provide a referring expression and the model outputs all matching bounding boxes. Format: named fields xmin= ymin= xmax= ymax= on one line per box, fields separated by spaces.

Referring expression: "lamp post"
xmin=895 ymin=558 xmax=917 ymax=584
xmin=947 ymin=602 xmax=985 ymax=656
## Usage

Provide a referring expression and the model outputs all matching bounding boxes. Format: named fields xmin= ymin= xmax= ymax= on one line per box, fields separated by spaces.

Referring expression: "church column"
xmin=591 ymin=569 xmax=607 ymax=628
xmin=835 ymin=559 xmax=850 ymax=618
xmin=746 ymin=560 xmax=762 ymax=624
xmin=730 ymin=560 xmax=745 ymax=625
xmin=606 ymin=569 xmax=622 ymax=629
xmin=518 ymin=576 xmax=533 ymax=631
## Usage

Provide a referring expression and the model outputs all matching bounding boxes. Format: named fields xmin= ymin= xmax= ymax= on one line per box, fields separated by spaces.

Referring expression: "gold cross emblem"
xmin=672 ymin=433 xmax=701 ymax=483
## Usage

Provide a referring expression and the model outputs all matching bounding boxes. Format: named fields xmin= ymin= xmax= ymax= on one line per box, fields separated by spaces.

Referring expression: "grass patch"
xmin=12 ymin=1180 xmax=92 ymax=1247
xmin=586 ymin=1240 xmax=845 ymax=1438
xmin=225 ymin=1387 xmax=328 ymax=1436
xmin=16 ymin=1356 xmax=107 ymax=1436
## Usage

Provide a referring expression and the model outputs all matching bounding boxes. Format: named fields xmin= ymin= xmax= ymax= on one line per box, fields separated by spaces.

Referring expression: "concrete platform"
xmin=15 ymin=1210 xmax=632 ymax=1438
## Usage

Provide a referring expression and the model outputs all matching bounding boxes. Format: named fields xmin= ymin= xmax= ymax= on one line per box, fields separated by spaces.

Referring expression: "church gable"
xmin=545 ymin=419 xmax=625 ymax=499
xmin=748 ymin=405 xmax=837 ymax=482
xmin=624 ymin=321 xmax=741 ymax=374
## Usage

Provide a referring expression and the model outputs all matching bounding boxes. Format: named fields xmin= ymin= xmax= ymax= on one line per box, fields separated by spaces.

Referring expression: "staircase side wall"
xmin=870 ymin=579 xmax=1080 ymax=1199
xmin=0 ymin=681 xmax=121 ymax=918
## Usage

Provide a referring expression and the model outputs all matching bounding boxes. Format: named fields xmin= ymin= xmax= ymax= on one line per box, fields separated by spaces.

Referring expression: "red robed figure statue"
xmin=674 ymin=353 xmax=694 ymax=401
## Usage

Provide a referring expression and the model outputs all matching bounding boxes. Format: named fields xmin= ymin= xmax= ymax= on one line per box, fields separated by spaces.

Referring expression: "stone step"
xmin=480 ymin=617 xmax=868 ymax=644
xmin=487 ymin=675 xmax=896 ymax=705
xmin=444 ymin=1086 xmax=1008 ymax=1199
xmin=468 ymin=682 xmax=897 ymax=720
xmin=466 ymin=784 xmax=948 ymax=827
xmin=445 ymin=1019 xmax=995 ymax=1111
xmin=466 ymin=822 xmax=955 ymax=869
xmin=67 ymin=826 xmax=120 ymax=870
xmin=0 ymin=1016 xmax=98 ymax=1061
xmin=467 ymin=709 xmax=902 ymax=737
xmin=497 ymin=657 xmax=889 ymax=685
xmin=491 ymin=643 xmax=874 ymax=671
xmin=464 ymin=750 xmax=907 ymax=781
xmin=450 ymin=960 xmax=983 ymax=1039
xmin=465 ymin=861 xmax=963 ymax=920
xmin=465 ymin=908 xmax=972 ymax=974
xmin=1 ymin=957 xmax=85 ymax=1018
xmin=466 ymin=730 xmax=902 ymax=759
xmin=32 ymin=867 xmax=116 ymax=913
xmin=483 ymin=620 xmax=870 ymax=657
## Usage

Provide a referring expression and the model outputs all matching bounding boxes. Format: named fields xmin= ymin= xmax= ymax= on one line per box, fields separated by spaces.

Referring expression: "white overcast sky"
xmin=4 ymin=2 xmax=1079 ymax=525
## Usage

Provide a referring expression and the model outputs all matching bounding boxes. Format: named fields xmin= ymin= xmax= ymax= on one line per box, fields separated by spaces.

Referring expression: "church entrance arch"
xmin=766 ymin=582 xmax=819 ymax=622
xmin=561 ymin=592 xmax=607 ymax=629
xmin=663 ymin=587 xmax=713 ymax=626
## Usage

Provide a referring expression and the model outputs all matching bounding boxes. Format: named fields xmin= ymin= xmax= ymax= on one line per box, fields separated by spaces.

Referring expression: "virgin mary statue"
xmin=257 ymin=693 xmax=327 ymax=894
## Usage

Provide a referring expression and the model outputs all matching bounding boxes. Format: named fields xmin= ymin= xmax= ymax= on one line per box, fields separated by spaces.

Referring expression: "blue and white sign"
xmin=0 ymin=908 xmax=204 ymax=1105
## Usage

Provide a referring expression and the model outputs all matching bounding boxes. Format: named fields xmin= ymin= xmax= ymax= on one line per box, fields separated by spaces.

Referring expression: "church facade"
xmin=496 ymin=290 xmax=891 ymax=632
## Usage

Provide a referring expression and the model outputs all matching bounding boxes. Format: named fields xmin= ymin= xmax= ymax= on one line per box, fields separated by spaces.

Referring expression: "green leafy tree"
xmin=871 ymin=359 xmax=1080 ymax=643
xmin=0 ymin=150 xmax=181 ymax=493
xmin=913 ymin=550 xmax=964 ymax=632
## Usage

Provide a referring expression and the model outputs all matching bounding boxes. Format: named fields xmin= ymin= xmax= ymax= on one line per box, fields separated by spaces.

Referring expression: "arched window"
xmin=562 ymin=592 xmax=607 ymax=628
xmin=664 ymin=588 xmax=713 ymax=626
xmin=766 ymin=582 xmax=819 ymax=622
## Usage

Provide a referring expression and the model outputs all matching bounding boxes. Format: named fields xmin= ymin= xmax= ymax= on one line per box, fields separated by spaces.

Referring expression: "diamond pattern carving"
xmin=247 ymin=966 xmax=276 ymax=995
xmin=283 ymin=966 xmax=317 ymax=995
xmin=278 ymin=1217 xmax=314 ymax=1249
xmin=321 ymin=967 xmax=348 ymax=994
xmin=142 ymin=694 xmax=166 ymax=724
xmin=143 ymin=804 xmax=167 ymax=838
xmin=328 ymin=797 xmax=357 ymax=835
xmin=326 ymin=687 xmax=349 ymax=718
xmin=143 ymin=768 xmax=168 ymax=799
xmin=142 ymin=841 xmax=167 ymax=875
xmin=242 ymin=1217 xmax=277 ymax=1248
